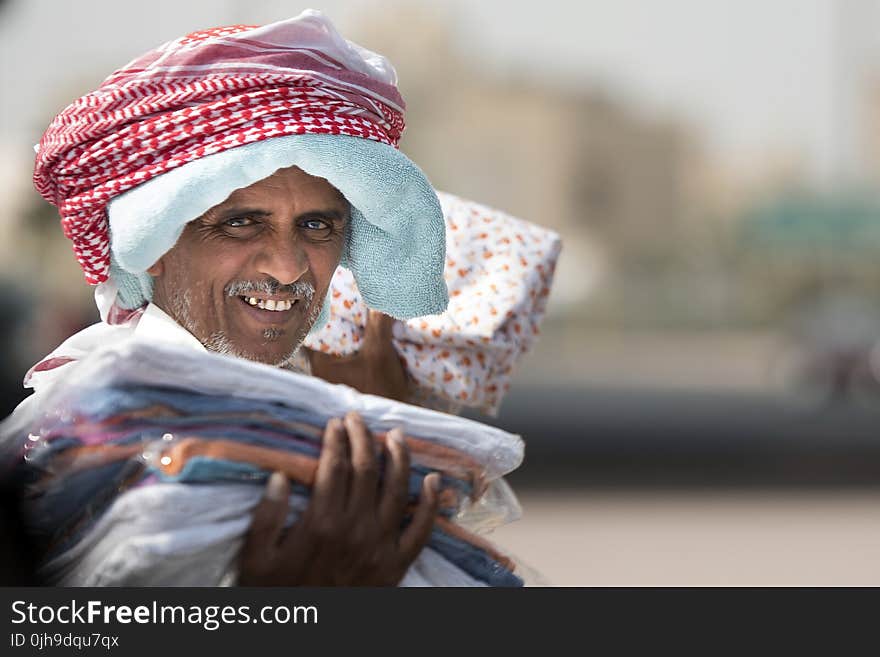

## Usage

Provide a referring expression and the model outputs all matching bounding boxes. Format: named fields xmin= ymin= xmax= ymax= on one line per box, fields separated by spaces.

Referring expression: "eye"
xmin=299 ymin=217 xmax=334 ymax=239
xmin=302 ymin=218 xmax=329 ymax=230
xmin=224 ymin=216 xmax=256 ymax=228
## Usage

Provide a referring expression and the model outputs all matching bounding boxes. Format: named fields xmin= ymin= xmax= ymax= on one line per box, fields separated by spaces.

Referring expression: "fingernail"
xmin=388 ymin=427 xmax=404 ymax=445
xmin=266 ymin=472 xmax=287 ymax=502
xmin=428 ymin=473 xmax=441 ymax=493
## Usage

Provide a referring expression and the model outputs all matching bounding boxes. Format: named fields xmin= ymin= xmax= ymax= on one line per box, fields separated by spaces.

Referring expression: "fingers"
xmin=311 ymin=417 xmax=350 ymax=515
xmin=241 ymin=471 xmax=290 ymax=561
xmin=345 ymin=412 xmax=379 ymax=511
xmin=378 ymin=427 xmax=410 ymax=531
xmin=398 ymin=472 xmax=441 ymax=562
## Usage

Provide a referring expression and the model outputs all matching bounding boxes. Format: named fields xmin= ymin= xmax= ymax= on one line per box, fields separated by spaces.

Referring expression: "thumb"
xmin=363 ymin=310 xmax=396 ymax=351
xmin=242 ymin=472 xmax=290 ymax=557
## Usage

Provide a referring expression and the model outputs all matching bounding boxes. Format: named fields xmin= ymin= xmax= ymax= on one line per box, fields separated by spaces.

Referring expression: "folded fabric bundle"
xmin=5 ymin=340 xmax=524 ymax=587
xmin=37 ymin=484 xmax=491 ymax=587
xmin=304 ymin=191 xmax=562 ymax=414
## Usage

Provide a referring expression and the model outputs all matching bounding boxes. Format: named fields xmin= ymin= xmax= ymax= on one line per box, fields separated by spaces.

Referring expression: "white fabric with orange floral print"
xmin=303 ymin=191 xmax=562 ymax=415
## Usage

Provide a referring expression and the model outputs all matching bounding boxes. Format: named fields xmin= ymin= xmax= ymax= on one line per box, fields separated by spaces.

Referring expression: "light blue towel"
xmin=107 ymin=134 xmax=448 ymax=331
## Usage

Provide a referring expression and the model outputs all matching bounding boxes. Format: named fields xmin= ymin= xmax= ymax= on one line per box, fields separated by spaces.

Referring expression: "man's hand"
xmin=238 ymin=411 xmax=441 ymax=586
xmin=306 ymin=311 xmax=411 ymax=402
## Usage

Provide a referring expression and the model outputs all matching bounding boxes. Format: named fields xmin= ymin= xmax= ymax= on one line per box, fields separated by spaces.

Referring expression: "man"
xmin=20 ymin=10 xmax=453 ymax=585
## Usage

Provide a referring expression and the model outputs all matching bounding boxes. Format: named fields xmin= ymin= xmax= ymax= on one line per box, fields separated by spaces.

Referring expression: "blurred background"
xmin=4 ymin=0 xmax=880 ymax=584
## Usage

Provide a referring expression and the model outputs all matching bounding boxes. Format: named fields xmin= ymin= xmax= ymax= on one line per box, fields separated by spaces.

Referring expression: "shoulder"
xmin=23 ymin=321 xmax=136 ymax=392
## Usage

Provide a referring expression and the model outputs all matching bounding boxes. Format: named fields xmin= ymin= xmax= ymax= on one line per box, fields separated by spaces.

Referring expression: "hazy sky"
xmin=2 ymin=0 xmax=879 ymax=185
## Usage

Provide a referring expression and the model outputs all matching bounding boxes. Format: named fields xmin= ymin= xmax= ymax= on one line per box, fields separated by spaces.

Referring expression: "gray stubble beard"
xmin=162 ymin=279 xmax=324 ymax=367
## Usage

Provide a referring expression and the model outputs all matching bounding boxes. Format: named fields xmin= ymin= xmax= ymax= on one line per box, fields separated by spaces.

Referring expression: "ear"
xmin=146 ymin=257 xmax=164 ymax=277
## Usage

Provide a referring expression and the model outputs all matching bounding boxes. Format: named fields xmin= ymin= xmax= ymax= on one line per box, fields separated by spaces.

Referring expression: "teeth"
xmin=246 ymin=297 xmax=292 ymax=311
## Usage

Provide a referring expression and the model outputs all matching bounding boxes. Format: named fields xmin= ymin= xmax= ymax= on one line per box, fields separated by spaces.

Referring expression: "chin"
xmin=241 ymin=342 xmax=301 ymax=367
xmin=203 ymin=330 xmax=301 ymax=367
xmin=257 ymin=350 xmax=298 ymax=367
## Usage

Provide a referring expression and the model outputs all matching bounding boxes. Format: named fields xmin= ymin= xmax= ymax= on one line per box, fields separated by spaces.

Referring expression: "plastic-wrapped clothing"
xmin=40 ymin=484 xmax=488 ymax=588
xmin=4 ymin=340 xmax=525 ymax=587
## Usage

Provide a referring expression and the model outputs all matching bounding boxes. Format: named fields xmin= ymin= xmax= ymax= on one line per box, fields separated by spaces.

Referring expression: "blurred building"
xmin=351 ymin=9 xmax=700 ymax=315
xmin=862 ymin=75 xmax=880 ymax=187
xmin=9 ymin=1 xmax=880 ymax=346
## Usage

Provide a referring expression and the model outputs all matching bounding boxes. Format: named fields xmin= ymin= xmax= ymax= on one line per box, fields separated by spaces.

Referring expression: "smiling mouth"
xmin=238 ymin=296 xmax=297 ymax=312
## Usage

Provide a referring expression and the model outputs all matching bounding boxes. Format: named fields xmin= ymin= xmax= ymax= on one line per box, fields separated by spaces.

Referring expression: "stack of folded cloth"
xmin=4 ymin=340 xmax=525 ymax=587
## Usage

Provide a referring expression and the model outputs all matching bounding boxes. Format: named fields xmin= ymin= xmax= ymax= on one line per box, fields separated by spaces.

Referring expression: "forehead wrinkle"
xmin=217 ymin=181 xmax=348 ymax=213
xmin=195 ymin=166 xmax=351 ymax=230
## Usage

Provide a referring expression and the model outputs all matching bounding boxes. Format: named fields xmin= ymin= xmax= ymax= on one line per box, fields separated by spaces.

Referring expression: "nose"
xmin=253 ymin=234 xmax=309 ymax=285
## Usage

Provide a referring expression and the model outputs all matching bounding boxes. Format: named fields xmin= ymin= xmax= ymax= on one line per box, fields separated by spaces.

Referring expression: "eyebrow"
xmin=214 ymin=207 xmax=349 ymax=222
xmin=297 ymin=208 xmax=349 ymax=223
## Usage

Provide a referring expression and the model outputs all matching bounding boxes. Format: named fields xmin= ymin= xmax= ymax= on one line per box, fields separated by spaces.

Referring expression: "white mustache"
xmin=225 ymin=279 xmax=315 ymax=302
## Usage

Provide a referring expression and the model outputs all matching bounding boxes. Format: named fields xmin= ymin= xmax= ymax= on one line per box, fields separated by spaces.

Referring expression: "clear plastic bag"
xmin=2 ymin=339 xmax=527 ymax=587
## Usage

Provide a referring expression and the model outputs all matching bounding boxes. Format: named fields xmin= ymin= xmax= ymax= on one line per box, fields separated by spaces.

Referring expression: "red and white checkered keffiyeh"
xmin=33 ymin=12 xmax=405 ymax=286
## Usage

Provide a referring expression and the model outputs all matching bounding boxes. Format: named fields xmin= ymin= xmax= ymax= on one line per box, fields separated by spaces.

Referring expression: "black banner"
xmin=1 ymin=587 xmax=582 ymax=654
xmin=0 ymin=586 xmax=867 ymax=655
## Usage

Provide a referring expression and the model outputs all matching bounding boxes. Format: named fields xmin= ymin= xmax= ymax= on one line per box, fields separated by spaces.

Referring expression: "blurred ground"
xmin=480 ymin=331 xmax=880 ymax=586
xmin=493 ymin=488 xmax=880 ymax=586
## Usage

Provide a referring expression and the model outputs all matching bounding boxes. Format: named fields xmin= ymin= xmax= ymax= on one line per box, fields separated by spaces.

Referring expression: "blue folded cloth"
xmin=16 ymin=383 xmax=521 ymax=586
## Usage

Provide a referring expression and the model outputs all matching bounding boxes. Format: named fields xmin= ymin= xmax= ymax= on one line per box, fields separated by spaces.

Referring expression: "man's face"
xmin=148 ymin=165 xmax=349 ymax=366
